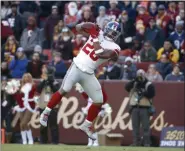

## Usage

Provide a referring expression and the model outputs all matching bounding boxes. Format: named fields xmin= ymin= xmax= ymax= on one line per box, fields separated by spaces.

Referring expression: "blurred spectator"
xmin=79 ymin=5 xmax=95 ymax=23
xmin=140 ymin=41 xmax=157 ymax=62
xmin=1 ymin=22 xmax=13 ymax=45
xmin=6 ymin=4 xmax=24 ymax=41
xmin=104 ymin=60 xmax=122 ymax=80
xmin=2 ymin=35 xmax=18 ymax=55
xmin=167 ymin=2 xmax=178 ymax=22
xmin=165 ymin=64 xmax=184 ymax=81
xmin=1 ymin=1 xmax=12 ymax=19
xmin=176 ymin=9 xmax=185 ymax=22
xmin=19 ymin=1 xmax=38 ymax=21
xmin=96 ymin=67 xmax=106 ymax=79
xmin=102 ymin=19 xmax=110 ymax=31
xmin=20 ymin=16 xmax=41 ymax=59
xmin=107 ymin=0 xmax=121 ymax=20
xmin=120 ymin=38 xmax=143 ymax=58
xmin=178 ymin=2 xmax=184 ymax=11
xmin=136 ymin=5 xmax=150 ymax=29
xmin=157 ymin=40 xmax=179 ymax=63
xmin=50 ymin=52 xmax=67 ymax=79
xmin=132 ymin=38 xmax=142 ymax=53
xmin=53 ymin=20 xmax=65 ymax=43
xmin=156 ymin=4 xmax=173 ymax=37
xmin=87 ymin=1 xmax=99 ymax=18
xmin=121 ymin=57 xmax=137 ymax=80
xmin=44 ymin=5 xmax=60 ymax=48
xmin=72 ymin=34 xmax=85 ymax=57
xmin=135 ymin=24 xmax=145 ymax=44
xmin=1 ymin=62 xmax=11 ymax=78
xmin=34 ymin=45 xmax=48 ymax=61
xmin=96 ymin=6 xmax=109 ymax=29
xmin=118 ymin=10 xmax=136 ymax=49
xmin=64 ymin=2 xmax=80 ymax=31
xmin=145 ymin=64 xmax=163 ymax=82
xmin=37 ymin=2 xmax=56 ymax=28
xmin=144 ymin=17 xmax=165 ymax=50
xmin=168 ymin=21 xmax=184 ymax=50
xmin=9 ymin=47 xmax=28 ymax=78
xmin=119 ymin=1 xmax=137 ymax=20
xmin=2 ymin=35 xmax=19 ymax=62
xmin=148 ymin=2 xmax=158 ymax=17
xmin=55 ymin=27 xmax=73 ymax=60
xmin=27 ymin=52 xmax=43 ymax=78
xmin=156 ymin=54 xmax=173 ymax=79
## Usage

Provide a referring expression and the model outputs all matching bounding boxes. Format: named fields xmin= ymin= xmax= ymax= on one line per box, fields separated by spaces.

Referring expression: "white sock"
xmin=88 ymin=137 xmax=93 ymax=146
xmin=45 ymin=107 xmax=51 ymax=113
xmin=86 ymin=101 xmax=92 ymax=109
xmin=21 ymin=131 xmax=27 ymax=144
xmin=83 ymin=98 xmax=93 ymax=111
xmin=26 ymin=129 xmax=33 ymax=144
xmin=84 ymin=120 xmax=92 ymax=126
xmin=93 ymin=133 xmax=99 ymax=144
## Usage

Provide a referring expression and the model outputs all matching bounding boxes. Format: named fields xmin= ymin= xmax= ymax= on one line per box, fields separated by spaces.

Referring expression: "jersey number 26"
xmin=82 ymin=39 xmax=98 ymax=61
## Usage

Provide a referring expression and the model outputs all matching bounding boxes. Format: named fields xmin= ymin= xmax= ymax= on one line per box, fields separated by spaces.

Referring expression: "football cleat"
xmin=87 ymin=138 xmax=93 ymax=147
xmin=40 ymin=112 xmax=49 ymax=127
xmin=80 ymin=120 xmax=96 ymax=140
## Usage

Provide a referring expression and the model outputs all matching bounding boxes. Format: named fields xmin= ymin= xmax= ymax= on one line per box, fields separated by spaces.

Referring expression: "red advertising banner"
xmin=11 ymin=81 xmax=184 ymax=145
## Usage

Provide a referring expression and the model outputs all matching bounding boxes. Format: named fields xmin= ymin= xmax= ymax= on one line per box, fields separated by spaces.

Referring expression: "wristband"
xmin=95 ymin=49 xmax=104 ymax=54
xmin=93 ymin=38 xmax=99 ymax=43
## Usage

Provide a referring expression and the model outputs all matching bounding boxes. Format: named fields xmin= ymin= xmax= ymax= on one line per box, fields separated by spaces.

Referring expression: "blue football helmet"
xmin=103 ymin=21 xmax=121 ymax=41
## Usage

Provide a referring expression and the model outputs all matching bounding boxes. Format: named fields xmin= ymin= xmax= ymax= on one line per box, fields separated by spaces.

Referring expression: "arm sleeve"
xmin=157 ymin=48 xmax=163 ymax=60
xmin=171 ymin=49 xmax=180 ymax=63
xmin=20 ymin=29 xmax=25 ymax=47
xmin=9 ymin=60 xmax=16 ymax=70
xmin=140 ymin=50 xmax=146 ymax=62
xmin=164 ymin=74 xmax=170 ymax=81
xmin=149 ymin=50 xmax=157 ymax=62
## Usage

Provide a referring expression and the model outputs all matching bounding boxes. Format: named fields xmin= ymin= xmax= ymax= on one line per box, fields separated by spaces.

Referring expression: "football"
xmin=81 ymin=22 xmax=98 ymax=33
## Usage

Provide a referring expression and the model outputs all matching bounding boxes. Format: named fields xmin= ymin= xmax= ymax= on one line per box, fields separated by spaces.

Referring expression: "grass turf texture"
xmin=1 ymin=144 xmax=184 ymax=151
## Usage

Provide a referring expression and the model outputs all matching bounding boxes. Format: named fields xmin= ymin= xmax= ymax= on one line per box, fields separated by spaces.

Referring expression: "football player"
xmin=40 ymin=21 xmax=121 ymax=140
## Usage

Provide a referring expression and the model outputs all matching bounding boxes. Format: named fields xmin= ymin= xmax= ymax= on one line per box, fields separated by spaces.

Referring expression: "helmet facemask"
xmin=103 ymin=24 xmax=121 ymax=41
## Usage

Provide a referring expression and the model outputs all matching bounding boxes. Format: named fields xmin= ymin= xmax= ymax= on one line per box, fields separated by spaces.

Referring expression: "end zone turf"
xmin=1 ymin=144 xmax=184 ymax=151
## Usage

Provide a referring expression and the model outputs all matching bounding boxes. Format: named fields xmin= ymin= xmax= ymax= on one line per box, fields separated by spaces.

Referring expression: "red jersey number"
xmin=82 ymin=40 xmax=98 ymax=61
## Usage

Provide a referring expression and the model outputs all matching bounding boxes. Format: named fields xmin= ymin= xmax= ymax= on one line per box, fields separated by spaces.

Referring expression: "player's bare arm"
xmin=93 ymin=39 xmax=119 ymax=60
xmin=97 ymin=49 xmax=118 ymax=60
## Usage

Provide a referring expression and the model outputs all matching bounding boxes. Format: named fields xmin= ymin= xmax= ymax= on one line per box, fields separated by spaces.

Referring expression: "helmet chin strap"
xmin=104 ymin=36 xmax=113 ymax=41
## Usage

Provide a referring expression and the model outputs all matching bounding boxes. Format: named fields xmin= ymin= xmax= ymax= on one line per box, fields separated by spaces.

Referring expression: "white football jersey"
xmin=73 ymin=30 xmax=121 ymax=74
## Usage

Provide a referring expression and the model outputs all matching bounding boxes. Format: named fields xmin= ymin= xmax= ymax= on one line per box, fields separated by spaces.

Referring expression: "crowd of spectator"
xmin=1 ymin=1 xmax=184 ymax=82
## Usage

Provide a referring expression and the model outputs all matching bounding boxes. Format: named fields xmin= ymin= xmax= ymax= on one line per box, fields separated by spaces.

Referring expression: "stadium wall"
xmin=11 ymin=81 xmax=184 ymax=146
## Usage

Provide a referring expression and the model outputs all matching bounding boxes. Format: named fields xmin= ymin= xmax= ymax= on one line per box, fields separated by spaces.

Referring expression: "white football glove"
xmin=75 ymin=83 xmax=84 ymax=93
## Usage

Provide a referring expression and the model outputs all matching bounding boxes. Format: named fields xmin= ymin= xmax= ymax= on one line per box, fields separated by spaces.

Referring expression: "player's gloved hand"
xmin=90 ymin=24 xmax=100 ymax=38
xmin=82 ymin=23 xmax=100 ymax=38
xmin=75 ymin=83 xmax=84 ymax=93
xmin=102 ymin=103 xmax=112 ymax=115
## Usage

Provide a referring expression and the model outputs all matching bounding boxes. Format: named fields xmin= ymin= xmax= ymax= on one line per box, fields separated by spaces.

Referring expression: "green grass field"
xmin=1 ymin=144 xmax=184 ymax=151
